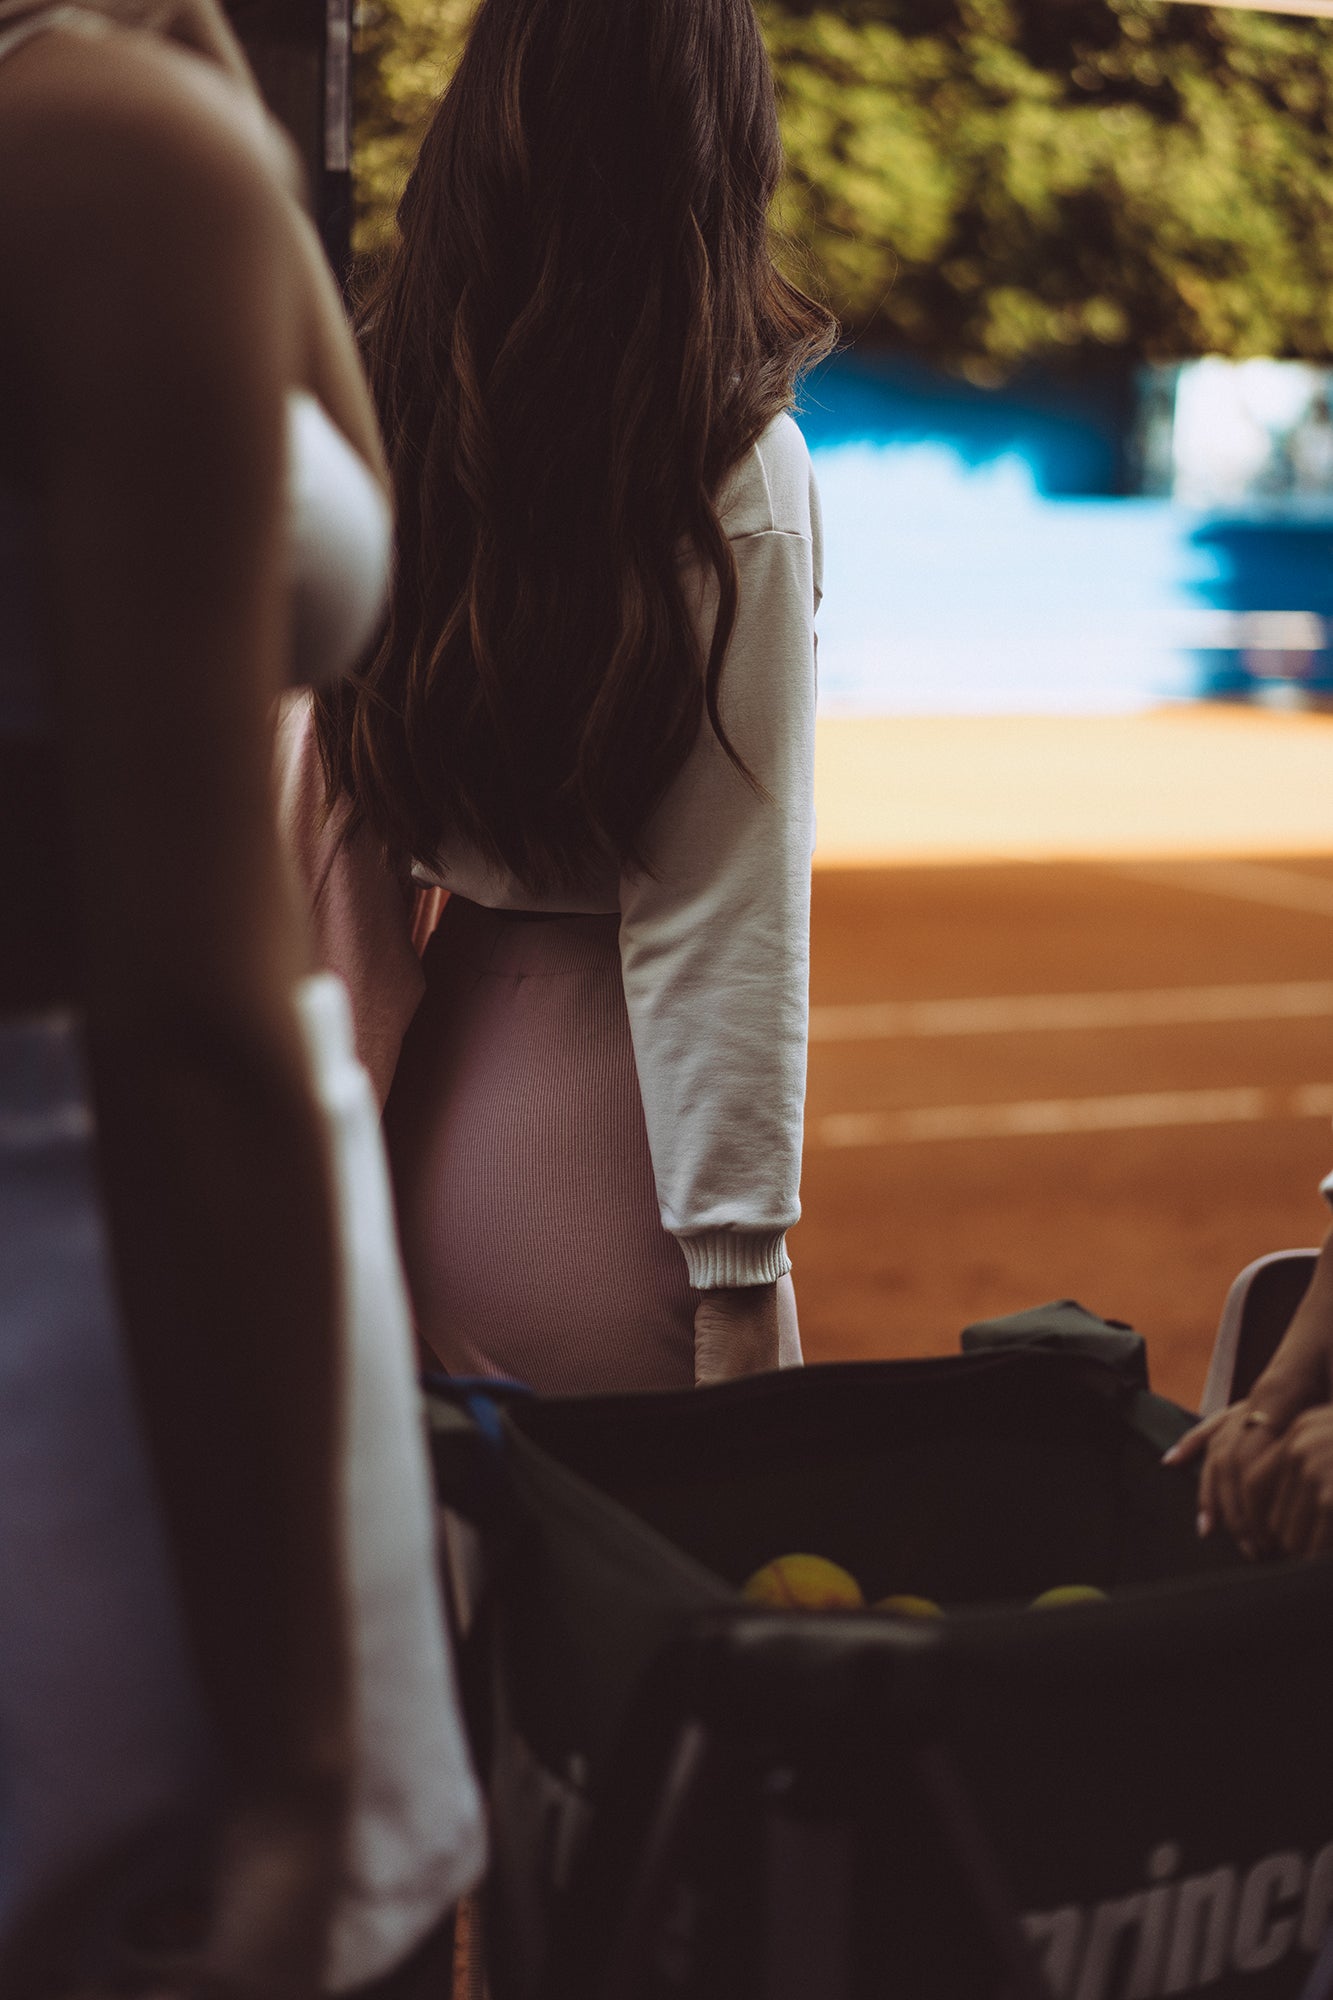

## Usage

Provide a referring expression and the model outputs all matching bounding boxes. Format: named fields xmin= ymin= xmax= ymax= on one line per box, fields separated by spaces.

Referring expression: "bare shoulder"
xmin=0 ymin=26 xmax=286 ymax=216
xmin=0 ymin=26 xmax=297 ymax=420
xmin=716 ymin=412 xmax=815 ymax=543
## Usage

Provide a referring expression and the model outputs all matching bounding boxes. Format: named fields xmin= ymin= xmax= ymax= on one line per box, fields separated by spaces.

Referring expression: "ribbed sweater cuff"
xmin=677 ymin=1229 xmax=792 ymax=1290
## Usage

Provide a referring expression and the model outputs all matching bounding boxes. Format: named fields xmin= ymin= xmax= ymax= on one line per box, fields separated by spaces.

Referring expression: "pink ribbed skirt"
xmin=383 ymin=898 xmax=697 ymax=1393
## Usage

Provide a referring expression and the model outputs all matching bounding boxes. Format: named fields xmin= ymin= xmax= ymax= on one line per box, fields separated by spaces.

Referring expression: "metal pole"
xmin=223 ymin=0 xmax=354 ymax=285
xmin=321 ymin=0 xmax=354 ymax=285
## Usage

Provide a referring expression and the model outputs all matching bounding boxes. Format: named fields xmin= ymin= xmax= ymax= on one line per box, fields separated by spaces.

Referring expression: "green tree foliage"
xmin=354 ymin=0 xmax=1333 ymax=370
xmin=354 ymin=0 xmax=476 ymax=258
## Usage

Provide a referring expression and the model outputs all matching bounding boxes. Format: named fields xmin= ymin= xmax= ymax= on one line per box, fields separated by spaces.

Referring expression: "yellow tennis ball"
xmin=741 ymin=1555 xmax=865 ymax=1611
xmin=873 ymin=1594 xmax=945 ymax=1619
xmin=1030 ymin=1584 xmax=1107 ymax=1609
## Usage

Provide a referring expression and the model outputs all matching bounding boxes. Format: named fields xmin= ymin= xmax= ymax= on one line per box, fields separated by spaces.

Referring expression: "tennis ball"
xmin=1030 ymin=1584 xmax=1107 ymax=1609
xmin=741 ymin=1554 xmax=865 ymax=1611
xmin=873 ymin=1594 xmax=944 ymax=1619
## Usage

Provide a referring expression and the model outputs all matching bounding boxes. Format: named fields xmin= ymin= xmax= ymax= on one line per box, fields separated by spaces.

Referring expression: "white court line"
xmin=809 ymin=980 xmax=1333 ymax=1043
xmin=815 ymin=1084 xmax=1333 ymax=1150
xmin=1113 ymin=860 xmax=1333 ymax=921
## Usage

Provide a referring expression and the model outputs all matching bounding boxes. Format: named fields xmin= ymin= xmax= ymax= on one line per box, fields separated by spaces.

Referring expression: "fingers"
xmin=1175 ymin=1405 xmax=1285 ymax=1552
xmin=1161 ymin=1409 xmax=1230 ymax=1466
xmin=1237 ymin=1443 xmax=1287 ymax=1556
xmin=1215 ymin=1431 xmax=1248 ymax=1547
xmin=1220 ymin=1429 xmax=1279 ymax=1553
xmin=1267 ymin=1444 xmax=1317 ymax=1556
xmin=1197 ymin=1429 xmax=1220 ymax=1540
xmin=1264 ymin=1410 xmax=1333 ymax=1557
xmin=1164 ymin=1409 xmax=1236 ymax=1541
xmin=1226 ymin=1433 xmax=1290 ymax=1551
xmin=1194 ymin=1409 xmax=1255 ymax=1540
xmin=1170 ymin=1402 xmax=1333 ymax=1561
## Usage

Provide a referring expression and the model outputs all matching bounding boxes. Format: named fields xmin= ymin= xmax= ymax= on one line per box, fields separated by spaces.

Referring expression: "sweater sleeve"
xmin=618 ymin=435 xmax=820 ymax=1289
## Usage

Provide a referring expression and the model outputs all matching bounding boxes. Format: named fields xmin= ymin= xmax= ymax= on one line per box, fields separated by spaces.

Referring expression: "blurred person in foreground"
xmin=0 ymin=3 xmax=482 ymax=1993
xmin=1167 ymin=1184 xmax=1333 ymax=1561
xmin=300 ymin=0 xmax=837 ymax=1394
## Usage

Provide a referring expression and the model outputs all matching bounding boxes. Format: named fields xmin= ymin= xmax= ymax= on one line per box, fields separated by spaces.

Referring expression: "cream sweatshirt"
xmin=415 ymin=412 xmax=822 ymax=1289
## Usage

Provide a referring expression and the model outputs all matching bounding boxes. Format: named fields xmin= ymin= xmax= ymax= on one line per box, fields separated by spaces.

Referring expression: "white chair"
xmin=1201 ymin=1248 xmax=1319 ymax=1414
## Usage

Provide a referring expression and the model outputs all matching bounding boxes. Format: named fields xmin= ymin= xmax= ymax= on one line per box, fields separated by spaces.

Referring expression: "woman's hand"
xmin=1165 ymin=1228 xmax=1333 ymax=1555
xmin=694 ymin=1284 xmax=782 ymax=1385
xmin=1163 ymin=1399 xmax=1294 ymax=1555
xmin=1171 ymin=1399 xmax=1333 ymax=1559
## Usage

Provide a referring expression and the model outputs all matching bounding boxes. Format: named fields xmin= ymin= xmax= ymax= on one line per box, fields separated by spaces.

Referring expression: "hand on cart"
xmin=1167 ymin=1242 xmax=1333 ymax=1556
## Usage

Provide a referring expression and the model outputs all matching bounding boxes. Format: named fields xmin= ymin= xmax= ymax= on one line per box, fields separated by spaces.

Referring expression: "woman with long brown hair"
xmin=314 ymin=0 xmax=837 ymax=1391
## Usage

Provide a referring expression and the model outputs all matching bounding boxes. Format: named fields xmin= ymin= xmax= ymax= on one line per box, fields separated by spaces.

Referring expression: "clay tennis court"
xmin=794 ymin=707 xmax=1333 ymax=1408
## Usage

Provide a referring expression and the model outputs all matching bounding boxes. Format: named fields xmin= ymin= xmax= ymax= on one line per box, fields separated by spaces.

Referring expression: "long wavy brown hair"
xmin=316 ymin=0 xmax=837 ymax=893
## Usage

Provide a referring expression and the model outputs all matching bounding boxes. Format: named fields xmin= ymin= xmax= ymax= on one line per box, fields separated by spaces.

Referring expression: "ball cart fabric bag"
xmin=427 ymin=1347 xmax=1333 ymax=2000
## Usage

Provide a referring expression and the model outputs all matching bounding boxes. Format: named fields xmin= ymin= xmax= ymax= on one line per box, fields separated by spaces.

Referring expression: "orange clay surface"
xmin=793 ymin=711 xmax=1333 ymax=1412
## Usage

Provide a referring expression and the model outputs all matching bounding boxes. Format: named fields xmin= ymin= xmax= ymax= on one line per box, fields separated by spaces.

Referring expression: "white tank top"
xmin=0 ymin=392 xmax=391 ymax=735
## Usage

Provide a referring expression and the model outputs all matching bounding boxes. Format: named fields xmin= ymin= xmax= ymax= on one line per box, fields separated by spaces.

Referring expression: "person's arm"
xmin=9 ymin=36 xmax=349 ymax=1993
xmin=619 ymin=429 xmax=819 ymax=1384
